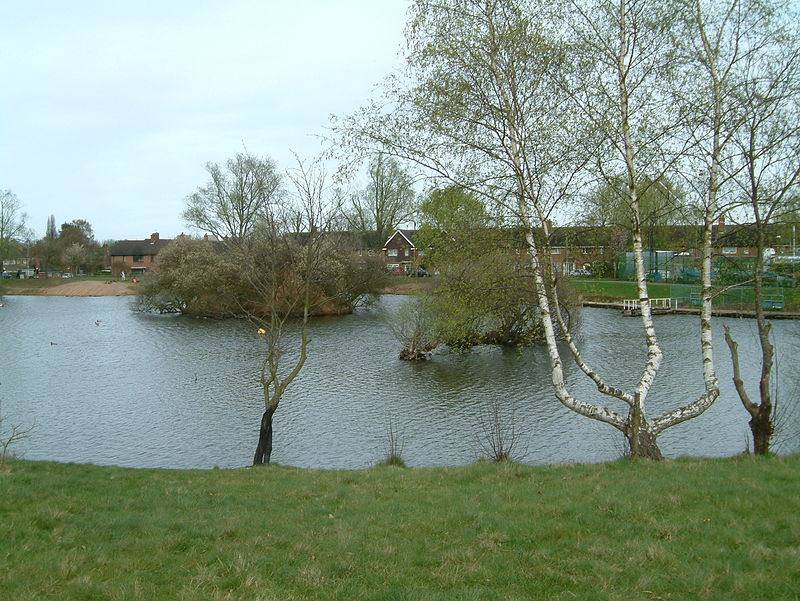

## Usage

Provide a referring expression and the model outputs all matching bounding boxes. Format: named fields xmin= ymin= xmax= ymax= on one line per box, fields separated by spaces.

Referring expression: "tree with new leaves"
xmin=334 ymin=0 xmax=746 ymax=458
xmin=414 ymin=186 xmax=579 ymax=350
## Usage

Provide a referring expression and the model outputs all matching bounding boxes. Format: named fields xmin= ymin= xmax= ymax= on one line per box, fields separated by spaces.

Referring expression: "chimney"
xmin=150 ymin=232 xmax=159 ymax=243
xmin=717 ymin=216 xmax=725 ymax=227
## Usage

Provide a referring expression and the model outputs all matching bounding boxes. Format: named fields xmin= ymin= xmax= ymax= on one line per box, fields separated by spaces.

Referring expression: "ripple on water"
xmin=1 ymin=295 xmax=798 ymax=468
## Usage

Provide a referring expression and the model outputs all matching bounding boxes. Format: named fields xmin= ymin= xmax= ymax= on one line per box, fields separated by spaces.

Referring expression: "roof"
xmin=108 ymin=237 xmax=172 ymax=256
xmin=382 ymin=229 xmax=418 ymax=250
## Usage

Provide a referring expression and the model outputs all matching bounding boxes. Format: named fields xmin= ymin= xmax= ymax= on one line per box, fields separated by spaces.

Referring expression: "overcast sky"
xmin=0 ymin=0 xmax=409 ymax=242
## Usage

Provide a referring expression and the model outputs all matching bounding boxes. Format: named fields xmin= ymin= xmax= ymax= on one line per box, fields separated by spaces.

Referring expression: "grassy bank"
xmin=1 ymin=456 xmax=798 ymax=600
xmin=570 ymin=279 xmax=800 ymax=311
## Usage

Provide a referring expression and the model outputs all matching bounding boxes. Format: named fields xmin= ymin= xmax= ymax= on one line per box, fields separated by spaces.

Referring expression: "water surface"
xmin=1 ymin=295 xmax=797 ymax=469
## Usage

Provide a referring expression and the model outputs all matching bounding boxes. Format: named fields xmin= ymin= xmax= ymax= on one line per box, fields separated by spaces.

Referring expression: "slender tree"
xmin=181 ymin=153 xmax=377 ymax=465
xmin=46 ymin=214 xmax=58 ymax=240
xmin=721 ymin=5 xmax=800 ymax=454
xmin=244 ymin=157 xmax=341 ymax=465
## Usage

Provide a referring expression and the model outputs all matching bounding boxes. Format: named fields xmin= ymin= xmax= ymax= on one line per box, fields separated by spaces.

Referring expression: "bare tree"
xmin=239 ymin=157 xmax=346 ymax=465
xmin=183 ymin=152 xmax=283 ymax=244
xmin=387 ymin=295 xmax=438 ymax=360
xmin=344 ymin=154 xmax=417 ymax=246
xmin=476 ymin=397 xmax=524 ymax=462
xmin=721 ymin=10 xmax=800 ymax=454
xmin=0 ymin=401 xmax=34 ymax=470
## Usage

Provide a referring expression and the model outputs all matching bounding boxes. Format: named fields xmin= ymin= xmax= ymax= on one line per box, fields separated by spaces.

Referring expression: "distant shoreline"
xmin=1 ymin=279 xmax=138 ymax=297
xmin=4 ymin=278 xmax=798 ymax=319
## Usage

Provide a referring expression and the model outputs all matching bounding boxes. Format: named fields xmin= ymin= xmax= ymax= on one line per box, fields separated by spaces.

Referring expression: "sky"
xmin=0 ymin=0 xmax=410 ymax=242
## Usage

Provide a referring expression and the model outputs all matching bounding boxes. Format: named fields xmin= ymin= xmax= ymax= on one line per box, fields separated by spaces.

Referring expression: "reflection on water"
xmin=1 ymin=295 xmax=797 ymax=469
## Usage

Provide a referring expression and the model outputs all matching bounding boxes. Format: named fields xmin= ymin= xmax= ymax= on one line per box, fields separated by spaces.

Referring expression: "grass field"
xmin=1 ymin=455 xmax=798 ymax=600
xmin=570 ymin=279 xmax=800 ymax=311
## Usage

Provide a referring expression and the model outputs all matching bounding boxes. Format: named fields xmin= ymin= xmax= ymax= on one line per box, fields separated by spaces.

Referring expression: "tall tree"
xmin=721 ymin=4 xmax=800 ymax=454
xmin=0 ymin=189 xmax=28 ymax=268
xmin=60 ymin=219 xmax=95 ymax=246
xmin=46 ymin=215 xmax=58 ymax=240
xmin=344 ymin=154 xmax=417 ymax=247
xmin=242 ymin=158 xmax=343 ymax=465
xmin=183 ymin=152 xmax=283 ymax=244
xmin=336 ymin=0 xmax=727 ymax=458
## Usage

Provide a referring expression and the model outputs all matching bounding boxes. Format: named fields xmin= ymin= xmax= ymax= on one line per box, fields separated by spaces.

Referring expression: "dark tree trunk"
xmin=626 ymin=428 xmax=664 ymax=460
xmin=626 ymin=406 xmax=664 ymax=460
xmin=253 ymin=406 xmax=277 ymax=465
xmin=749 ymin=406 xmax=774 ymax=455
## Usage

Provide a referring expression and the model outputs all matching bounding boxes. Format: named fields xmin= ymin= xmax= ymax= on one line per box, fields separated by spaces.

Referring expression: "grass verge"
xmin=1 ymin=455 xmax=798 ymax=600
xmin=570 ymin=279 xmax=800 ymax=311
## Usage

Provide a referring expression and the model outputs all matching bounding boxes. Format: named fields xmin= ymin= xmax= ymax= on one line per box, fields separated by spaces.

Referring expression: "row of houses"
xmin=106 ymin=219 xmax=797 ymax=280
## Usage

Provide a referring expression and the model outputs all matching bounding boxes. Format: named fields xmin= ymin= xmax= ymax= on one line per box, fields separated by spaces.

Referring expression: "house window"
xmin=551 ymin=248 xmax=562 ymax=255
xmin=133 ymin=254 xmax=144 ymax=262
xmin=742 ymin=248 xmax=750 ymax=255
xmin=388 ymin=249 xmax=398 ymax=257
xmin=722 ymin=247 xmax=737 ymax=255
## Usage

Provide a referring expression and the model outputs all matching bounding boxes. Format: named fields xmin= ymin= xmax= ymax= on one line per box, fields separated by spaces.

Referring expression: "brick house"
xmin=107 ymin=232 xmax=172 ymax=274
xmin=382 ymin=229 xmax=421 ymax=273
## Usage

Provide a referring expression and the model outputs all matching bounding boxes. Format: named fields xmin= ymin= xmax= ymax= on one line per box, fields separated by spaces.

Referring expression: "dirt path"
xmin=5 ymin=280 xmax=139 ymax=297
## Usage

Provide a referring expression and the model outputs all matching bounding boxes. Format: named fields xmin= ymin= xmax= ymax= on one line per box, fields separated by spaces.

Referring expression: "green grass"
xmin=570 ymin=279 xmax=674 ymax=301
xmin=2 ymin=456 xmax=798 ymax=600
xmin=571 ymin=279 xmax=800 ymax=311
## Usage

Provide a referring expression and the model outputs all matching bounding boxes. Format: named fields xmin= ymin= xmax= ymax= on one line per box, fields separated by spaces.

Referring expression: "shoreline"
xmin=1 ymin=279 xmax=138 ymax=297
xmin=4 ymin=278 xmax=798 ymax=319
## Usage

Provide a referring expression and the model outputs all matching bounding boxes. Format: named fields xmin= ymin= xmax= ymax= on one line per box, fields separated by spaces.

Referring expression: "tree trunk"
xmin=626 ymin=408 xmax=664 ymax=460
xmin=749 ymin=405 xmax=774 ymax=455
xmin=253 ymin=406 xmax=276 ymax=465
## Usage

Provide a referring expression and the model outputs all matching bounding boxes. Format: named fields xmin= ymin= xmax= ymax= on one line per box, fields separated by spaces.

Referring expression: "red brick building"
xmin=107 ymin=232 xmax=172 ymax=274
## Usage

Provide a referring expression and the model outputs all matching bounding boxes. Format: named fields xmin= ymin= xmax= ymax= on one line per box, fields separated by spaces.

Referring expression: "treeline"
xmin=138 ymin=154 xmax=391 ymax=318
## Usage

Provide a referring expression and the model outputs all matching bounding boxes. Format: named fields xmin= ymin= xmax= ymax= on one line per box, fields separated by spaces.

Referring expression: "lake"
xmin=1 ymin=295 xmax=798 ymax=469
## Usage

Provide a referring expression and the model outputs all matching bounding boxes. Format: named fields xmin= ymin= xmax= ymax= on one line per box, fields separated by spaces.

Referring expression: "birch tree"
xmin=335 ymin=0 xmax=726 ymax=458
